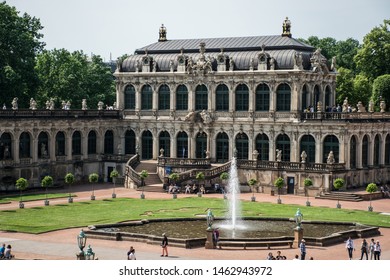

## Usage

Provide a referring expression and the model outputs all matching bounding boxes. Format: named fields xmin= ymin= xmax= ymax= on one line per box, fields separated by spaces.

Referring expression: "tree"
xmin=248 ymin=178 xmax=257 ymax=201
xmin=299 ymin=36 xmax=337 ymax=60
xmin=64 ymin=173 xmax=75 ymax=203
xmin=274 ymin=177 xmax=284 ymax=204
xmin=366 ymin=183 xmax=378 ymax=211
xmin=333 ymin=178 xmax=344 ymax=208
xmin=353 ymin=74 xmax=372 ymax=108
xmin=371 ymin=74 xmax=390 ymax=110
xmin=139 ymin=170 xmax=149 ymax=199
xmin=355 ymin=19 xmax=390 ymax=80
xmin=0 ymin=2 xmax=45 ymax=108
xmin=336 ymin=67 xmax=355 ymax=106
xmin=335 ymin=38 xmax=360 ymax=73
xmin=168 ymin=172 xmax=179 ymax=184
xmin=110 ymin=169 xmax=119 ymax=198
xmin=41 ymin=175 xmax=53 ymax=205
xmin=88 ymin=173 xmax=99 ymax=200
xmin=15 ymin=177 xmax=28 ymax=208
xmin=304 ymin=178 xmax=313 ymax=206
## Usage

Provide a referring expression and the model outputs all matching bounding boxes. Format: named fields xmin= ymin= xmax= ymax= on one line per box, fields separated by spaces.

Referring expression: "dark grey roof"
xmin=135 ymin=35 xmax=314 ymax=54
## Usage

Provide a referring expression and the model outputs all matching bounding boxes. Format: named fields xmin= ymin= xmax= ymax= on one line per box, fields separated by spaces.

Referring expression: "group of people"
xmin=346 ymin=237 xmax=382 ymax=260
xmin=266 ymin=251 xmax=289 ymax=260
xmin=0 ymin=244 xmax=14 ymax=260
xmin=380 ymin=185 xmax=390 ymax=198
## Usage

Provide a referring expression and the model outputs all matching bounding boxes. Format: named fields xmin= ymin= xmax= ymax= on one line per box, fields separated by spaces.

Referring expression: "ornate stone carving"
xmin=12 ymin=97 xmax=18 ymax=110
xmin=188 ymin=43 xmax=213 ymax=75
xmin=29 ymin=98 xmax=37 ymax=110
xmin=293 ymin=52 xmax=303 ymax=70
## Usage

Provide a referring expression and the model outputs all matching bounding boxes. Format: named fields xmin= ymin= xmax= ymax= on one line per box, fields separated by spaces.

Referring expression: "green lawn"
xmin=0 ymin=193 xmax=76 ymax=204
xmin=0 ymin=197 xmax=389 ymax=234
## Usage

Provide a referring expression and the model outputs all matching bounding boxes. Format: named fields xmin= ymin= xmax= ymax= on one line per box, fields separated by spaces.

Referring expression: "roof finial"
xmin=159 ymin=24 xmax=167 ymax=42
xmin=282 ymin=17 xmax=292 ymax=38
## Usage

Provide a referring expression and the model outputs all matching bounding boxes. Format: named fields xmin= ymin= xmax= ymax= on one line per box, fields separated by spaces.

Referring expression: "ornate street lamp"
xmin=77 ymin=229 xmax=87 ymax=259
xmin=294 ymin=208 xmax=303 ymax=229
xmin=206 ymin=208 xmax=214 ymax=230
xmin=85 ymin=245 xmax=95 ymax=260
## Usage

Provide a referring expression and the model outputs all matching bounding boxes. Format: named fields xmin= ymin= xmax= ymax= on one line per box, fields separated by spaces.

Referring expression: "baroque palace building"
xmin=1 ymin=18 xmax=390 ymax=196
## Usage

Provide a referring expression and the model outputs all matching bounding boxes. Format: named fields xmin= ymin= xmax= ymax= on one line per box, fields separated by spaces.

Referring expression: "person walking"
xmin=369 ymin=238 xmax=375 ymax=260
xmin=360 ymin=239 xmax=368 ymax=260
xmin=299 ymin=239 xmax=306 ymax=260
xmin=127 ymin=246 xmax=136 ymax=260
xmin=161 ymin=233 xmax=168 ymax=257
xmin=346 ymin=236 xmax=355 ymax=260
xmin=374 ymin=240 xmax=381 ymax=260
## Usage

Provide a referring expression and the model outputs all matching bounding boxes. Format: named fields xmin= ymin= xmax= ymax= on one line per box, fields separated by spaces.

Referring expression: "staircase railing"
xmin=125 ymin=154 xmax=141 ymax=186
xmin=173 ymin=161 xmax=231 ymax=184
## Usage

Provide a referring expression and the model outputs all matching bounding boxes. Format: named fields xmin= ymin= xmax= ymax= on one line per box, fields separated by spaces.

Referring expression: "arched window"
xmin=55 ymin=131 xmax=65 ymax=156
xmin=195 ymin=84 xmax=208 ymax=110
xmin=323 ymin=135 xmax=339 ymax=163
xmin=141 ymin=130 xmax=153 ymax=159
xmin=176 ymin=85 xmax=188 ymax=111
xmin=104 ymin=130 xmax=114 ymax=154
xmin=0 ymin=133 xmax=12 ymax=159
xmin=216 ymin=132 xmax=229 ymax=163
xmin=301 ymin=84 xmax=309 ymax=111
xmin=159 ymin=131 xmax=170 ymax=157
xmin=325 ymin=86 xmax=331 ymax=108
xmin=350 ymin=136 xmax=357 ymax=169
xmin=314 ymin=85 xmax=320 ymax=110
xmin=300 ymin=135 xmax=315 ymax=163
xmin=276 ymin=134 xmax=290 ymax=162
xmin=38 ymin=132 xmax=49 ymax=158
xmin=177 ymin=131 xmax=188 ymax=158
xmin=125 ymin=130 xmax=136 ymax=155
xmin=88 ymin=131 xmax=97 ymax=154
xmin=235 ymin=84 xmax=249 ymax=111
xmin=196 ymin=132 xmax=207 ymax=158
xmin=72 ymin=131 xmax=82 ymax=155
xmin=141 ymin=84 xmax=153 ymax=110
xmin=124 ymin=85 xmax=136 ymax=109
xmin=362 ymin=135 xmax=369 ymax=167
xmin=215 ymin=84 xmax=229 ymax=111
xmin=385 ymin=135 xmax=390 ymax=165
xmin=374 ymin=135 xmax=380 ymax=166
xmin=276 ymin=83 xmax=291 ymax=111
xmin=255 ymin=84 xmax=270 ymax=111
xmin=255 ymin=133 xmax=269 ymax=160
xmin=158 ymin=84 xmax=170 ymax=110
xmin=235 ymin=133 xmax=249 ymax=159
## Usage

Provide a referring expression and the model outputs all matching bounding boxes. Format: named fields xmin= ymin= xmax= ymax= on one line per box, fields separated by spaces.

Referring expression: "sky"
xmin=6 ymin=0 xmax=390 ymax=61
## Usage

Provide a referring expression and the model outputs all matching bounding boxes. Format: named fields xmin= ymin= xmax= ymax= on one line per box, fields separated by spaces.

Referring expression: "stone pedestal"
xmin=76 ymin=252 xmax=85 ymax=260
xmin=293 ymin=227 xmax=303 ymax=248
xmin=205 ymin=229 xmax=214 ymax=249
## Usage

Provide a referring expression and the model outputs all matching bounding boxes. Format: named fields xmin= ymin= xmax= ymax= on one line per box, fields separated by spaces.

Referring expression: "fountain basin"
xmin=86 ymin=217 xmax=380 ymax=249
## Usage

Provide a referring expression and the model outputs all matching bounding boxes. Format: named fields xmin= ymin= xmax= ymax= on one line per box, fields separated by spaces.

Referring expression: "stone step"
xmin=315 ymin=192 xmax=363 ymax=202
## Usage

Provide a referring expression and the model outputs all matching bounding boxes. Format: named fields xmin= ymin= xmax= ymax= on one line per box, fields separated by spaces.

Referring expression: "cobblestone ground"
xmin=1 ymin=183 xmax=389 ymax=260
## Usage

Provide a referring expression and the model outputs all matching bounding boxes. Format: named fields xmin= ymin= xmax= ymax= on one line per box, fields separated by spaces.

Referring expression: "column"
xmin=32 ymin=138 xmax=38 ymax=163
xmin=14 ymin=136 xmax=20 ymax=163
xmin=208 ymin=83 xmax=214 ymax=111
xmin=152 ymin=87 xmax=158 ymax=110
xmin=153 ymin=133 xmax=159 ymax=160
xmin=171 ymin=132 xmax=177 ymax=158
xmin=116 ymin=82 xmax=124 ymax=110
xmin=82 ymin=130 xmax=88 ymax=160
xmin=188 ymin=83 xmax=195 ymax=111
xmin=66 ymin=132 xmax=72 ymax=161
xmin=135 ymin=87 xmax=141 ymax=111
xmin=269 ymin=84 xmax=276 ymax=112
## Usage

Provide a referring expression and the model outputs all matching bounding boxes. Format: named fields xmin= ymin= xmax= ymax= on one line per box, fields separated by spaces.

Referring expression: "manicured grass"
xmin=0 ymin=193 xmax=76 ymax=204
xmin=0 ymin=197 xmax=388 ymax=234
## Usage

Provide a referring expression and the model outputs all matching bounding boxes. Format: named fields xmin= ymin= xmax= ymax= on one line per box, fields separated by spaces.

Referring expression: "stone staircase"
xmin=134 ymin=160 xmax=163 ymax=192
xmin=315 ymin=191 xmax=363 ymax=202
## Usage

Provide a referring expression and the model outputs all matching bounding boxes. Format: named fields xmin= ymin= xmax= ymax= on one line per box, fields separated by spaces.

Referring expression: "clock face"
xmin=260 ymin=56 xmax=265 ymax=62
xmin=143 ymin=58 xmax=149 ymax=64
xmin=179 ymin=58 xmax=184 ymax=64
xmin=219 ymin=57 xmax=224 ymax=63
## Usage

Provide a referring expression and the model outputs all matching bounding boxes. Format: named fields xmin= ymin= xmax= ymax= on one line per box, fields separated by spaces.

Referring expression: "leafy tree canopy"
xmin=371 ymin=74 xmax=390 ymax=110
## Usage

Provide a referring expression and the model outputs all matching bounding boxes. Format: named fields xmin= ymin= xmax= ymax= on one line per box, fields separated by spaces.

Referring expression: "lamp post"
xmin=205 ymin=208 xmax=215 ymax=249
xmin=76 ymin=229 xmax=87 ymax=260
xmin=85 ymin=244 xmax=95 ymax=260
xmin=293 ymin=208 xmax=304 ymax=248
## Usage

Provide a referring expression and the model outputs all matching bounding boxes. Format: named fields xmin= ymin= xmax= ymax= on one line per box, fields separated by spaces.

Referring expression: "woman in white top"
xmin=345 ymin=237 xmax=355 ymax=260
xmin=374 ymin=241 xmax=381 ymax=260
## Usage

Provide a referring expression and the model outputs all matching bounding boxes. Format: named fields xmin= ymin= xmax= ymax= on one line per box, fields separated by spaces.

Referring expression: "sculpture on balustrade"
xmin=368 ymin=100 xmax=374 ymax=113
xmin=380 ymin=100 xmax=386 ymax=113
xmin=97 ymin=101 xmax=104 ymax=110
xmin=301 ymin=150 xmax=307 ymax=163
xmin=327 ymin=151 xmax=335 ymax=164
xmin=82 ymin=99 xmax=88 ymax=110
xmin=342 ymin=97 xmax=348 ymax=112
xmin=29 ymin=98 xmax=37 ymax=110
xmin=276 ymin=149 xmax=282 ymax=162
xmin=41 ymin=143 xmax=48 ymax=157
xmin=11 ymin=97 xmax=18 ymax=110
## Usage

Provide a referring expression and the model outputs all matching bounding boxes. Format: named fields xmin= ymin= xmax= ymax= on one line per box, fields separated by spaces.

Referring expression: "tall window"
xmin=323 ymin=135 xmax=339 ymax=163
xmin=196 ymin=132 xmax=207 ymax=158
xmin=88 ymin=131 xmax=97 ymax=154
xmin=195 ymin=84 xmax=208 ymax=110
xmin=141 ymin=130 xmax=153 ymax=159
xmin=276 ymin=83 xmax=291 ymax=111
xmin=216 ymin=132 xmax=229 ymax=163
xmin=215 ymin=84 xmax=229 ymax=111
xmin=55 ymin=132 xmax=65 ymax=156
xmin=158 ymin=84 xmax=170 ymax=110
xmin=255 ymin=133 xmax=269 ymax=160
xmin=177 ymin=131 xmax=188 ymax=158
xmin=301 ymin=84 xmax=309 ymax=111
xmin=0 ymin=133 xmax=12 ymax=159
xmin=235 ymin=133 xmax=249 ymax=159
xmin=325 ymin=86 xmax=331 ymax=108
xmin=141 ymin=84 xmax=152 ymax=110
xmin=104 ymin=130 xmax=114 ymax=154
xmin=255 ymin=84 xmax=270 ymax=111
xmin=276 ymin=134 xmax=290 ymax=162
xmin=19 ymin=132 xmax=31 ymax=158
xmin=235 ymin=84 xmax=249 ymax=111
xmin=124 ymin=85 xmax=136 ymax=109
xmin=362 ymin=135 xmax=369 ymax=167
xmin=125 ymin=130 xmax=136 ymax=155
xmin=176 ymin=85 xmax=188 ymax=110
xmin=385 ymin=135 xmax=390 ymax=165
xmin=159 ymin=131 xmax=171 ymax=157
xmin=72 ymin=131 xmax=82 ymax=155
xmin=314 ymin=85 xmax=320 ymax=109
xmin=374 ymin=135 xmax=380 ymax=166
xmin=300 ymin=135 xmax=315 ymax=163
xmin=38 ymin=132 xmax=49 ymax=158
xmin=350 ymin=136 xmax=357 ymax=169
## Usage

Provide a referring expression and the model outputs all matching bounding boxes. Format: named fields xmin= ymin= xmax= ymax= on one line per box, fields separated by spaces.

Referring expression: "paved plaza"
xmin=1 ymin=184 xmax=389 ymax=260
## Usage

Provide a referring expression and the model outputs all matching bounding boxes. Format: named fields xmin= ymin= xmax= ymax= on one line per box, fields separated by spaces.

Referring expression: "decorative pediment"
xmin=257 ymin=44 xmax=270 ymax=70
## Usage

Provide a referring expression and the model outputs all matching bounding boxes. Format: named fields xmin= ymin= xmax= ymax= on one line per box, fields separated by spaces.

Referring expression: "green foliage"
xmin=220 ymin=172 xmax=229 ymax=181
xmin=355 ymin=19 xmax=390 ymax=80
xmin=335 ymin=38 xmax=360 ymax=72
xmin=0 ymin=2 xmax=45 ymax=107
xmin=110 ymin=169 xmax=119 ymax=178
xmin=35 ymin=49 xmax=115 ymax=108
xmin=333 ymin=178 xmax=345 ymax=190
xmin=274 ymin=177 xmax=284 ymax=189
xmin=336 ymin=67 xmax=355 ymax=105
xmin=248 ymin=178 xmax=257 ymax=186
xmin=88 ymin=173 xmax=99 ymax=183
xmin=353 ymin=74 xmax=372 ymax=107
xmin=140 ymin=170 xmax=149 ymax=179
xmin=196 ymin=172 xmax=205 ymax=180
xmin=64 ymin=173 xmax=75 ymax=185
xmin=168 ymin=173 xmax=179 ymax=181
xmin=304 ymin=178 xmax=313 ymax=187
xmin=372 ymin=74 xmax=390 ymax=110
xmin=366 ymin=183 xmax=378 ymax=194
xmin=15 ymin=177 xmax=28 ymax=191
xmin=41 ymin=175 xmax=53 ymax=188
